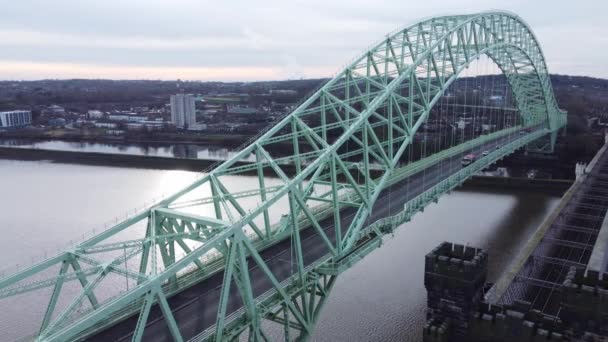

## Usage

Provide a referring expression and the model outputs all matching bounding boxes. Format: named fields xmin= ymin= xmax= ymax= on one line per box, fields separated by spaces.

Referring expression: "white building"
xmin=47 ymin=105 xmax=65 ymax=115
xmin=126 ymin=121 xmax=166 ymax=131
xmin=87 ymin=110 xmax=104 ymax=119
xmin=94 ymin=122 xmax=118 ymax=129
xmin=270 ymin=89 xmax=297 ymax=96
xmin=0 ymin=110 xmax=32 ymax=128
xmin=457 ymin=118 xmax=468 ymax=129
xmin=170 ymin=94 xmax=196 ymax=128
xmin=141 ymin=121 xmax=165 ymax=131
xmin=108 ymin=115 xmax=146 ymax=122
xmin=187 ymin=123 xmax=208 ymax=131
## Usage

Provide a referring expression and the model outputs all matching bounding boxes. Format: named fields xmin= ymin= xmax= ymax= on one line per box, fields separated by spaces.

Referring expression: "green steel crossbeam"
xmin=0 ymin=11 xmax=566 ymax=342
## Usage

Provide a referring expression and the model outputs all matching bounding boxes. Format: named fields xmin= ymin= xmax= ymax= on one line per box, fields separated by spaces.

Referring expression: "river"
xmin=0 ymin=159 xmax=560 ymax=341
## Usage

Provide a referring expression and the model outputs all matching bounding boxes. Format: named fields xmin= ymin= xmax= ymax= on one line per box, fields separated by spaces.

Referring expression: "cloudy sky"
xmin=0 ymin=0 xmax=605 ymax=81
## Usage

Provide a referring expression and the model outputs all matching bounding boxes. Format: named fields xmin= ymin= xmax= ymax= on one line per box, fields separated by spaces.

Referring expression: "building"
xmin=141 ymin=121 xmax=165 ymax=131
xmin=94 ymin=122 xmax=118 ymax=129
xmin=187 ymin=123 xmax=208 ymax=131
xmin=456 ymin=118 xmax=469 ymax=129
xmin=47 ymin=105 xmax=66 ymax=115
xmin=270 ymin=89 xmax=298 ymax=96
xmin=125 ymin=121 xmax=166 ymax=132
xmin=170 ymin=94 xmax=196 ymax=128
xmin=87 ymin=110 xmax=104 ymax=119
xmin=487 ymin=95 xmax=504 ymax=106
xmin=126 ymin=123 xmax=144 ymax=131
xmin=108 ymin=115 xmax=146 ymax=122
xmin=227 ymin=106 xmax=258 ymax=115
xmin=47 ymin=118 xmax=66 ymax=127
xmin=0 ymin=110 xmax=32 ymax=128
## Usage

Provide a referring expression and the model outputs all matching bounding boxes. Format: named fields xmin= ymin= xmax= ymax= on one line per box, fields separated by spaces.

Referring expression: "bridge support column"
xmin=468 ymin=301 xmax=566 ymax=341
xmin=423 ymin=242 xmax=487 ymax=341
xmin=561 ymin=267 xmax=608 ymax=338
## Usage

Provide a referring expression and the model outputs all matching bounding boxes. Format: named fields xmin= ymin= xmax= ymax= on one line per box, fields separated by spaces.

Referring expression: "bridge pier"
xmin=468 ymin=301 xmax=566 ymax=341
xmin=423 ymin=242 xmax=487 ymax=341
xmin=561 ymin=267 xmax=608 ymax=338
xmin=422 ymin=242 xmax=608 ymax=341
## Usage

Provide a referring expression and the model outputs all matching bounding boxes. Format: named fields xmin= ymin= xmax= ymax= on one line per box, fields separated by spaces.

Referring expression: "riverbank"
xmin=0 ymin=146 xmax=306 ymax=177
xmin=0 ymin=129 xmax=253 ymax=147
xmin=465 ymin=175 xmax=573 ymax=194
xmin=0 ymin=146 xmax=229 ymax=171
xmin=0 ymin=146 xmax=575 ymax=196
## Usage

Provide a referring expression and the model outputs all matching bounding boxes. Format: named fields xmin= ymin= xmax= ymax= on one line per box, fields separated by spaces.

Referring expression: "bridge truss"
xmin=0 ymin=11 xmax=566 ymax=342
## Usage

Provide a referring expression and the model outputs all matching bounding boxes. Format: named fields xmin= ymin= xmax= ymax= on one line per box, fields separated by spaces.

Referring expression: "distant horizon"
xmin=0 ymin=76 xmax=327 ymax=83
xmin=0 ymin=72 xmax=606 ymax=84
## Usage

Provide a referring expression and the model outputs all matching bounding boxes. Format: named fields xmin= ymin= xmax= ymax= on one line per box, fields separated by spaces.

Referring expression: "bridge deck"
xmin=495 ymin=139 xmax=608 ymax=317
xmin=89 ymin=130 xmax=533 ymax=341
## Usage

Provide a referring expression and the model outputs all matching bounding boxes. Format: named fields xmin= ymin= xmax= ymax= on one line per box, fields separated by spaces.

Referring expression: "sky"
xmin=0 ymin=0 xmax=606 ymax=81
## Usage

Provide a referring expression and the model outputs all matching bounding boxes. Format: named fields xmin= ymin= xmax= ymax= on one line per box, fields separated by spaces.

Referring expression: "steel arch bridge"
xmin=0 ymin=11 xmax=566 ymax=342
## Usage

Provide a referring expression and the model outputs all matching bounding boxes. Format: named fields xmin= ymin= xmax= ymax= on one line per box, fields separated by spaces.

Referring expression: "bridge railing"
xmin=299 ymin=126 xmax=526 ymax=230
xmin=361 ymin=129 xmax=547 ymax=239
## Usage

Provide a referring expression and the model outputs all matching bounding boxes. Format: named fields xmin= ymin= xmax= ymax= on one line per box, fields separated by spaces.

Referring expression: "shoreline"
xmin=0 ymin=130 xmax=254 ymax=147
xmin=464 ymin=175 xmax=572 ymax=194
xmin=0 ymin=146 xmax=237 ymax=172
xmin=0 ymin=146 xmax=574 ymax=195
xmin=0 ymin=146 xmax=304 ymax=177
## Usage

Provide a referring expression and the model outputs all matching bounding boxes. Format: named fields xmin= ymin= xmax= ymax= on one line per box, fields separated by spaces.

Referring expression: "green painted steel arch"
xmin=0 ymin=11 xmax=568 ymax=342
xmin=270 ymin=11 xmax=568 ymax=251
xmin=307 ymin=11 xmax=565 ymax=135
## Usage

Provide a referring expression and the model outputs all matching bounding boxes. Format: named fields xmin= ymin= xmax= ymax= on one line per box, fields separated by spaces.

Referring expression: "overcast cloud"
xmin=0 ymin=0 xmax=605 ymax=81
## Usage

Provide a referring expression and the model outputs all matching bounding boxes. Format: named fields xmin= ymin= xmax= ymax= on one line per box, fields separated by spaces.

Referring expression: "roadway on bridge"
xmin=90 ymin=128 xmax=535 ymax=341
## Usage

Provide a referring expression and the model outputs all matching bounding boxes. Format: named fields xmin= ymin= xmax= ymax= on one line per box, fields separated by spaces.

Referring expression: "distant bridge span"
xmin=0 ymin=11 xmax=566 ymax=341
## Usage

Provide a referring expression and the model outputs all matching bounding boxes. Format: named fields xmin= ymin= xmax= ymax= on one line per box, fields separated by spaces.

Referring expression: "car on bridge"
xmin=482 ymin=150 xmax=490 ymax=156
xmin=462 ymin=153 xmax=476 ymax=166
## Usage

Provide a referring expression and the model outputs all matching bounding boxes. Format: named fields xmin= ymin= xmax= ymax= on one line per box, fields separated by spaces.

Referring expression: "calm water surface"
xmin=0 ymin=159 xmax=559 ymax=341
